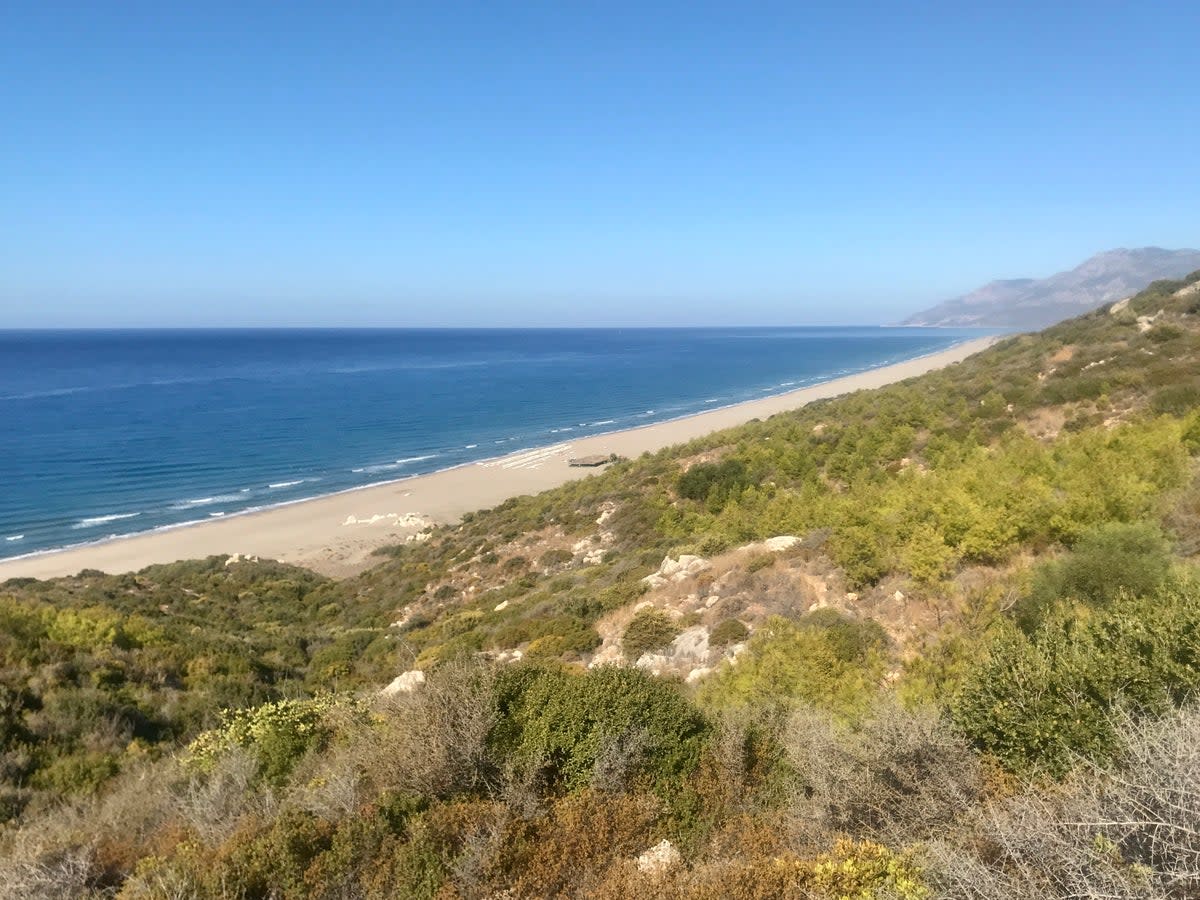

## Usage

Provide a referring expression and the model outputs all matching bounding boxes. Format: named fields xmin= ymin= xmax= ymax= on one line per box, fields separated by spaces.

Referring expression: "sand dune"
xmin=0 ymin=337 xmax=995 ymax=580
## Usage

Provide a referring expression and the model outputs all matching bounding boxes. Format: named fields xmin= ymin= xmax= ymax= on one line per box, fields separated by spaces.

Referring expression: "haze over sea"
xmin=1 ymin=327 xmax=985 ymax=560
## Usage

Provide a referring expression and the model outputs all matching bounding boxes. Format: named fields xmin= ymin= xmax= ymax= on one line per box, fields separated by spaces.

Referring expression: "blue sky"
xmin=2 ymin=1 xmax=1197 ymax=327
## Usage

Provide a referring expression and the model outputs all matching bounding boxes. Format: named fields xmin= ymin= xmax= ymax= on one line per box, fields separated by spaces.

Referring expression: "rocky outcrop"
xmin=636 ymin=840 xmax=682 ymax=873
xmin=380 ymin=670 xmax=425 ymax=695
xmin=641 ymin=555 xmax=710 ymax=589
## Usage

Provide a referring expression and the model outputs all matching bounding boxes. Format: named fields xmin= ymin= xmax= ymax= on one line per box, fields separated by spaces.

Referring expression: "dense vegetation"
xmin=5 ymin=272 xmax=1200 ymax=897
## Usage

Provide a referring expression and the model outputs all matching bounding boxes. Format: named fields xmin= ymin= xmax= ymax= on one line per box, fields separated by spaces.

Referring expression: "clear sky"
xmin=2 ymin=1 xmax=1197 ymax=327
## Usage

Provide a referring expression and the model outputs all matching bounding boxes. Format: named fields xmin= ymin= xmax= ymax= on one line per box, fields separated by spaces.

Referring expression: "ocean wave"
xmin=464 ymin=444 xmax=478 ymax=449
xmin=169 ymin=493 xmax=244 ymax=510
xmin=4 ymin=534 xmax=23 ymax=542
xmin=351 ymin=454 xmax=438 ymax=474
xmin=73 ymin=512 xmax=141 ymax=530
xmin=268 ymin=480 xmax=305 ymax=489
xmin=590 ymin=419 xmax=617 ymax=426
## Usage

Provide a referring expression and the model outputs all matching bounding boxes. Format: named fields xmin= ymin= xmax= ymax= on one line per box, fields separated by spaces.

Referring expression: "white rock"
xmin=893 ymin=590 xmax=906 ymax=602
xmin=637 ymin=840 xmax=682 ymax=874
xmin=845 ymin=592 xmax=859 ymax=602
xmin=1109 ymin=297 xmax=1131 ymax=315
xmin=1136 ymin=310 xmax=1164 ymax=333
xmin=596 ymin=503 xmax=616 ymax=526
xmin=704 ymin=595 xmax=720 ymax=608
xmin=671 ymin=625 xmax=710 ymax=660
xmin=763 ymin=535 xmax=800 ymax=552
xmin=635 ymin=653 xmax=670 ymax=676
xmin=494 ymin=600 xmax=509 ymax=612
xmin=380 ymin=670 xmax=425 ymax=696
xmin=685 ymin=667 xmax=712 ymax=684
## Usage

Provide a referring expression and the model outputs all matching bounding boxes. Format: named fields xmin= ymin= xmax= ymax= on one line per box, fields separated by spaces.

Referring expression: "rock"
xmin=1174 ymin=282 xmax=1200 ymax=298
xmin=1109 ymin=297 xmax=1131 ymax=315
xmin=381 ymin=670 xmax=425 ymax=696
xmin=494 ymin=600 xmax=509 ymax=612
xmin=588 ymin=644 xmax=622 ymax=669
xmin=762 ymin=535 xmax=800 ymax=552
xmin=671 ymin=625 xmax=710 ymax=660
xmin=642 ymin=554 xmax=710 ymax=587
xmin=685 ymin=667 xmax=712 ymax=685
xmin=225 ymin=553 xmax=242 ymax=566
xmin=596 ymin=502 xmax=617 ymax=526
xmin=636 ymin=840 xmax=682 ymax=874
xmin=635 ymin=653 xmax=671 ymax=676
xmin=704 ymin=594 xmax=721 ymax=608
xmin=845 ymin=592 xmax=859 ymax=602
xmin=1136 ymin=310 xmax=1164 ymax=333
xmin=893 ymin=590 xmax=906 ymax=603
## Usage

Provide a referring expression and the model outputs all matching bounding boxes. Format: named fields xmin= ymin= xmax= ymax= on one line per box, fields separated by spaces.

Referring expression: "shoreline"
xmin=0 ymin=336 xmax=995 ymax=581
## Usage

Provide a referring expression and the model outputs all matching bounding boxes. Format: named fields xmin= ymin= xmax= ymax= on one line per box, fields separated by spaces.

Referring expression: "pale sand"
xmin=0 ymin=337 xmax=995 ymax=581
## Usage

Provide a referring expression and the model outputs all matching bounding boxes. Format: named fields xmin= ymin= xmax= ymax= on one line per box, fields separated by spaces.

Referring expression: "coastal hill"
xmin=903 ymin=246 xmax=1200 ymax=328
xmin=5 ymin=270 xmax=1200 ymax=896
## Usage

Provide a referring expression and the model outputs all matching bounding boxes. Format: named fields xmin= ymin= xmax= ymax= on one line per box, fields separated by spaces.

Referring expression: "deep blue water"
xmin=0 ymin=327 xmax=986 ymax=560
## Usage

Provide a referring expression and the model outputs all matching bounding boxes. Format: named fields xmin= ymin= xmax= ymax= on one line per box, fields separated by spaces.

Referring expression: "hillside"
xmin=5 ymin=270 xmax=1200 ymax=897
xmin=903 ymin=246 xmax=1200 ymax=328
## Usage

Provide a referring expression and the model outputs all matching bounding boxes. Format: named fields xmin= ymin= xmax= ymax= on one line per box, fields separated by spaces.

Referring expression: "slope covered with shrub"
xmin=5 ymin=271 xmax=1200 ymax=897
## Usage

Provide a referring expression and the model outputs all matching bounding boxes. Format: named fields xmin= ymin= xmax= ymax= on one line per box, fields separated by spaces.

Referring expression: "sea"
xmin=0 ymin=327 xmax=988 ymax=561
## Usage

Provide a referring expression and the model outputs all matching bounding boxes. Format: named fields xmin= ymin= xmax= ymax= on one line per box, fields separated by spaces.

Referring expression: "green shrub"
xmin=1013 ymin=522 xmax=1173 ymax=632
xmin=186 ymin=694 xmax=365 ymax=784
xmin=677 ymin=459 xmax=755 ymax=510
xmin=709 ymin=618 xmax=749 ymax=648
xmin=491 ymin=664 xmax=710 ymax=790
xmin=622 ymin=608 xmax=680 ymax=660
xmin=953 ymin=587 xmax=1200 ymax=777
xmin=539 ymin=548 xmax=574 ymax=569
xmin=1151 ymin=383 xmax=1200 ymax=416
xmin=746 ymin=552 xmax=777 ymax=573
xmin=698 ymin=616 xmax=886 ymax=718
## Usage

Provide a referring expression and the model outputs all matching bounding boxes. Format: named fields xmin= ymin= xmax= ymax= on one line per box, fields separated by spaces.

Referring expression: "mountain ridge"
xmin=903 ymin=246 xmax=1200 ymax=328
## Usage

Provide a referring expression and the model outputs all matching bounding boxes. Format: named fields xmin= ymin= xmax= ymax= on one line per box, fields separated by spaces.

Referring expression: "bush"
xmin=1013 ymin=522 xmax=1173 ymax=632
xmin=185 ymin=694 xmax=363 ymax=784
xmin=953 ymin=586 xmax=1200 ymax=777
xmin=622 ymin=608 xmax=680 ymax=660
xmin=784 ymin=701 xmax=981 ymax=843
xmin=709 ymin=619 xmax=749 ymax=648
xmin=698 ymin=617 xmax=886 ymax=718
xmin=1151 ymin=383 xmax=1200 ymax=416
xmin=539 ymin=548 xmax=574 ymax=569
xmin=491 ymin=665 xmax=710 ymax=791
xmin=677 ymin=459 xmax=755 ymax=510
xmin=927 ymin=706 xmax=1200 ymax=899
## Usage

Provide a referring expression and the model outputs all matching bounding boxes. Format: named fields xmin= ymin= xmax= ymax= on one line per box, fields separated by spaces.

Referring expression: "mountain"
xmin=903 ymin=247 xmax=1200 ymax=328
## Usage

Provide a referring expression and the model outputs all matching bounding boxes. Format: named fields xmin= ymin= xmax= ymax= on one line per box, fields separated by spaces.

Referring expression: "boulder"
xmin=637 ymin=840 xmax=682 ymax=874
xmin=380 ymin=670 xmax=425 ymax=696
xmin=762 ymin=535 xmax=800 ymax=552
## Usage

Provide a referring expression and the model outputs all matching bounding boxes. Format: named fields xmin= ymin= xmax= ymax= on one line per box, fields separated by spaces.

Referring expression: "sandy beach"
xmin=0 ymin=337 xmax=994 ymax=581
